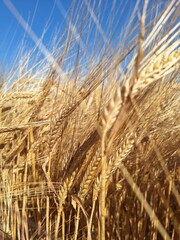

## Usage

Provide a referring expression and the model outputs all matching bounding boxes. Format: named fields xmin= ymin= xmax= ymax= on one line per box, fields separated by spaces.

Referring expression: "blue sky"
xmin=0 ymin=0 xmax=73 ymax=68
xmin=0 ymin=0 xmax=160 ymax=74
xmin=0 ymin=0 xmax=141 ymax=66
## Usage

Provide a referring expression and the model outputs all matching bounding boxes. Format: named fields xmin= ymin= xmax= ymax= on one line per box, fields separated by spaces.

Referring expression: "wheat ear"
xmin=97 ymin=87 xmax=122 ymax=239
xmin=107 ymin=134 xmax=135 ymax=178
xmin=54 ymin=172 xmax=76 ymax=240
xmin=79 ymin=148 xmax=101 ymax=201
xmin=98 ymin=87 xmax=122 ymax=136
xmin=132 ymin=49 xmax=180 ymax=97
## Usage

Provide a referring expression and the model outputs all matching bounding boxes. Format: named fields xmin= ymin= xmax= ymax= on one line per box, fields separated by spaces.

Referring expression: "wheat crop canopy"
xmin=0 ymin=0 xmax=179 ymax=239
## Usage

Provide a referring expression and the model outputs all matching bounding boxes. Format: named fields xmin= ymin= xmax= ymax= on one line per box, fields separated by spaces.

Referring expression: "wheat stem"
xmin=119 ymin=162 xmax=171 ymax=240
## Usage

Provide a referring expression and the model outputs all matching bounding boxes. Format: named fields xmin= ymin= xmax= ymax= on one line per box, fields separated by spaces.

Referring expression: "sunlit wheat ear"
xmin=108 ymin=134 xmax=135 ymax=177
xmin=132 ymin=49 xmax=180 ymax=97
xmin=93 ymin=177 xmax=101 ymax=202
xmin=98 ymin=87 xmax=122 ymax=136
xmin=79 ymin=149 xmax=101 ymax=201
xmin=92 ymin=134 xmax=135 ymax=197
xmin=58 ymin=171 xmax=76 ymax=205
xmin=54 ymin=172 xmax=76 ymax=240
xmin=0 ymin=91 xmax=35 ymax=107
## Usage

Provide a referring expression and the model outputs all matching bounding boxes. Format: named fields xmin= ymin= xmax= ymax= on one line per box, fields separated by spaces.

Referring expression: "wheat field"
xmin=0 ymin=0 xmax=180 ymax=239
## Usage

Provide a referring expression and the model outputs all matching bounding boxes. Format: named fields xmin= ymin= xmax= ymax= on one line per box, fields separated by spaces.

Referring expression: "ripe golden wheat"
xmin=0 ymin=0 xmax=179 ymax=239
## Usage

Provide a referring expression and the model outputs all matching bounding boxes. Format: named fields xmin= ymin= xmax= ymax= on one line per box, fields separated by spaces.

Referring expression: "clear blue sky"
xmin=0 ymin=0 xmax=73 ymax=68
xmin=0 ymin=0 xmax=159 ymax=73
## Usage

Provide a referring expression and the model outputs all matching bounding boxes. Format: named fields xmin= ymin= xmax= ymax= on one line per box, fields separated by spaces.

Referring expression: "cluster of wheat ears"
xmin=0 ymin=0 xmax=179 ymax=239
